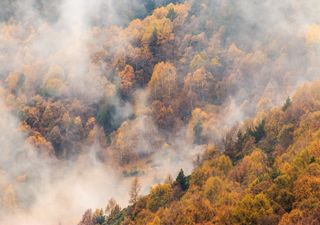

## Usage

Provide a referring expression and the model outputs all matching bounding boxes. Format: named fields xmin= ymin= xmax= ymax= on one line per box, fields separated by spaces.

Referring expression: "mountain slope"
xmin=81 ymin=81 xmax=320 ymax=224
xmin=1 ymin=0 xmax=320 ymax=224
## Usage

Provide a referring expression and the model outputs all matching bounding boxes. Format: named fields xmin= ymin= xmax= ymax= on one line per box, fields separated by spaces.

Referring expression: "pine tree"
xmin=282 ymin=97 xmax=292 ymax=111
xmin=248 ymin=120 xmax=266 ymax=143
xmin=166 ymin=8 xmax=177 ymax=21
xmin=149 ymin=28 xmax=159 ymax=58
xmin=193 ymin=120 xmax=203 ymax=145
xmin=176 ymin=169 xmax=189 ymax=191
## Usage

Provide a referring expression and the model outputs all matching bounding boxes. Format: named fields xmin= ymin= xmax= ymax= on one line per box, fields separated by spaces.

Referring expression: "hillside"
xmin=1 ymin=0 xmax=320 ymax=224
xmin=81 ymin=81 xmax=320 ymax=225
xmin=1 ymin=0 xmax=317 ymax=164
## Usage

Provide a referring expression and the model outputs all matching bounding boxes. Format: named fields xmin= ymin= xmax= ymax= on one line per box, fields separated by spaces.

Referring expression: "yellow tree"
xmin=148 ymin=62 xmax=178 ymax=103
xmin=147 ymin=184 xmax=173 ymax=212
xmin=118 ymin=64 xmax=135 ymax=98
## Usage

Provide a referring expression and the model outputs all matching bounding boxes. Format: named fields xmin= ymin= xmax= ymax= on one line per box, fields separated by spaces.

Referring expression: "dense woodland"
xmin=1 ymin=0 xmax=320 ymax=224
xmin=1 ymin=0 xmax=316 ymax=164
xmin=78 ymin=81 xmax=320 ymax=225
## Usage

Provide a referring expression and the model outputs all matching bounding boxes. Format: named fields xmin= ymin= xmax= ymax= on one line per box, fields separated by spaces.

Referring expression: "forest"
xmin=85 ymin=82 xmax=320 ymax=225
xmin=0 ymin=0 xmax=320 ymax=224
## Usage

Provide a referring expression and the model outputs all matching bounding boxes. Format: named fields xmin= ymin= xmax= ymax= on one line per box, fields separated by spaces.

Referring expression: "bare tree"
xmin=129 ymin=177 xmax=141 ymax=204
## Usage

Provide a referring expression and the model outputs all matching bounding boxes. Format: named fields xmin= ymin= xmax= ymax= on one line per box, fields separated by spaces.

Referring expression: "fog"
xmin=1 ymin=0 xmax=320 ymax=224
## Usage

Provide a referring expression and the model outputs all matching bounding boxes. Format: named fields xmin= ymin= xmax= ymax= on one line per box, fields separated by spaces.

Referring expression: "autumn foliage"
xmin=87 ymin=81 xmax=320 ymax=225
xmin=1 ymin=0 xmax=320 ymax=224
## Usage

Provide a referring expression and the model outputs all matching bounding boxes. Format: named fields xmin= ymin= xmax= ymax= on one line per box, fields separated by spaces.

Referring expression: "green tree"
xmin=93 ymin=209 xmax=106 ymax=225
xmin=149 ymin=28 xmax=159 ymax=58
xmin=166 ymin=8 xmax=177 ymax=21
xmin=193 ymin=120 xmax=203 ymax=145
xmin=176 ymin=169 xmax=189 ymax=191
xmin=282 ymin=97 xmax=292 ymax=111
xmin=248 ymin=120 xmax=266 ymax=143
xmin=96 ymin=103 xmax=121 ymax=134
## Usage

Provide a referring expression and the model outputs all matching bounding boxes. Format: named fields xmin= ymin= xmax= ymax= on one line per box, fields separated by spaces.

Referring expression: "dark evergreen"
xmin=176 ymin=169 xmax=189 ymax=191
xmin=166 ymin=8 xmax=177 ymax=21
xmin=149 ymin=28 xmax=159 ymax=58
xmin=282 ymin=97 xmax=292 ymax=111
xmin=248 ymin=120 xmax=266 ymax=143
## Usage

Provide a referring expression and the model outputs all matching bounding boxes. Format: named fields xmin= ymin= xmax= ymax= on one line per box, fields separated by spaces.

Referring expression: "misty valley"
xmin=1 ymin=0 xmax=320 ymax=225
